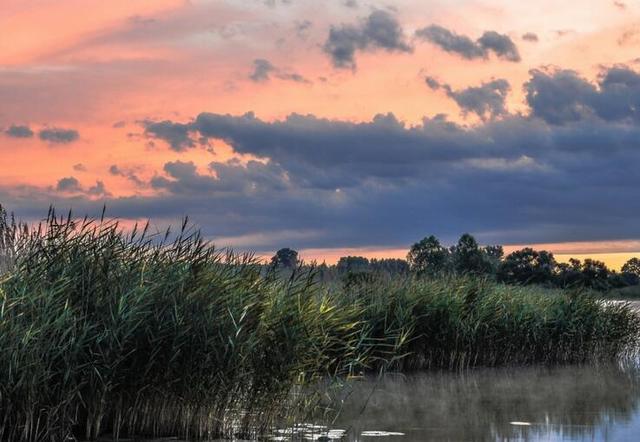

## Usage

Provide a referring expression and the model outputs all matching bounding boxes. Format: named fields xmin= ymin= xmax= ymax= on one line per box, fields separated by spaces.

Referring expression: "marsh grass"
xmin=0 ymin=208 xmax=637 ymax=441
xmin=0 ymin=209 xmax=370 ymax=441
xmin=341 ymin=276 xmax=640 ymax=370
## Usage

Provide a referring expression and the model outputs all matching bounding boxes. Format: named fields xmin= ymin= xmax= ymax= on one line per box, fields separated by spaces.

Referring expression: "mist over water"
xmin=276 ymin=363 xmax=640 ymax=441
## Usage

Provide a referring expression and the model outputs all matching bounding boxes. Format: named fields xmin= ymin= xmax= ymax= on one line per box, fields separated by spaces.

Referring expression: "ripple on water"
xmin=272 ymin=423 xmax=347 ymax=441
xmin=360 ymin=430 xmax=406 ymax=436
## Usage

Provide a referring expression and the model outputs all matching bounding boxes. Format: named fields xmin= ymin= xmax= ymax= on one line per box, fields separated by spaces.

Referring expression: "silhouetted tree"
xmin=407 ymin=235 xmax=449 ymax=275
xmin=580 ymin=259 xmax=611 ymax=290
xmin=556 ymin=262 xmax=583 ymax=288
xmin=315 ymin=261 xmax=336 ymax=282
xmin=370 ymin=258 xmax=410 ymax=275
xmin=609 ymin=271 xmax=640 ymax=288
xmin=270 ymin=248 xmax=299 ymax=269
xmin=451 ymin=233 xmax=492 ymax=275
xmin=615 ymin=258 xmax=640 ymax=287
xmin=497 ymin=248 xmax=556 ymax=285
xmin=336 ymin=256 xmax=377 ymax=289
xmin=336 ymin=256 xmax=370 ymax=274
xmin=622 ymin=258 xmax=640 ymax=277
xmin=484 ymin=245 xmax=504 ymax=261
xmin=568 ymin=258 xmax=582 ymax=271
xmin=483 ymin=244 xmax=504 ymax=272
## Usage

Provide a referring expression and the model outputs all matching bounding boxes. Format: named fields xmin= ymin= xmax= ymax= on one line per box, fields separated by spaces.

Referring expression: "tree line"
xmin=270 ymin=234 xmax=640 ymax=291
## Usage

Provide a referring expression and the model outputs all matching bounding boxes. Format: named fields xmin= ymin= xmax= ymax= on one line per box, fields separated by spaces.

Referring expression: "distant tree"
xmin=407 ymin=235 xmax=449 ymax=276
xmin=497 ymin=248 xmax=556 ymax=285
xmin=341 ymin=270 xmax=381 ymax=289
xmin=568 ymin=258 xmax=582 ymax=271
xmin=451 ymin=233 xmax=491 ymax=275
xmin=336 ymin=256 xmax=370 ymax=274
xmin=580 ymin=259 xmax=611 ymax=290
xmin=620 ymin=272 xmax=640 ymax=287
xmin=609 ymin=271 xmax=639 ymax=288
xmin=315 ymin=261 xmax=334 ymax=282
xmin=619 ymin=258 xmax=640 ymax=287
xmin=483 ymin=244 xmax=504 ymax=272
xmin=370 ymin=258 xmax=410 ymax=275
xmin=270 ymin=248 xmax=299 ymax=269
xmin=484 ymin=245 xmax=504 ymax=261
xmin=622 ymin=258 xmax=640 ymax=276
xmin=336 ymin=256 xmax=377 ymax=290
xmin=556 ymin=261 xmax=584 ymax=288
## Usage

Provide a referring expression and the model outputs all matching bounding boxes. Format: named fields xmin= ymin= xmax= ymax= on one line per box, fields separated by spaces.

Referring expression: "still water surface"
xmin=276 ymin=364 xmax=640 ymax=441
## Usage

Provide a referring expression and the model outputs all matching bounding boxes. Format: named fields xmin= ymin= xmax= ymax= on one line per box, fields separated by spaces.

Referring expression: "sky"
xmin=1 ymin=0 xmax=640 ymax=267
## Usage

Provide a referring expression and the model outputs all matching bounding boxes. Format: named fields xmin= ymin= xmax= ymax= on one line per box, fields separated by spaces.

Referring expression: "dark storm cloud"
xmin=55 ymin=176 xmax=109 ymax=197
xmin=415 ymin=25 xmax=484 ymax=59
xmin=324 ymin=10 xmax=412 ymax=69
xmin=5 ymin=124 xmax=79 ymax=143
xmin=276 ymin=72 xmax=310 ymax=83
xmin=415 ymin=25 xmax=520 ymax=62
xmin=209 ymin=159 xmax=289 ymax=192
xmin=56 ymin=177 xmax=81 ymax=192
xmin=150 ymin=159 xmax=288 ymax=195
xmin=5 ymin=66 xmax=640 ymax=251
xmin=425 ymin=76 xmax=441 ymax=89
xmin=525 ymin=66 xmax=640 ymax=124
xmin=249 ymin=59 xmax=275 ymax=82
xmin=7 ymin=108 xmax=640 ymax=250
xmin=148 ymin=70 xmax=635 ymax=193
xmin=38 ymin=127 xmax=79 ymax=144
xmin=110 ymin=164 xmax=144 ymax=186
xmin=426 ymin=77 xmax=511 ymax=119
xmin=522 ymin=32 xmax=539 ymax=42
xmin=143 ymin=120 xmax=194 ymax=151
xmin=249 ymin=59 xmax=310 ymax=84
xmin=87 ymin=181 xmax=108 ymax=197
xmin=189 ymin=111 xmax=490 ymax=188
xmin=151 ymin=161 xmax=209 ymax=194
xmin=4 ymin=124 xmax=34 ymax=138
xmin=477 ymin=31 xmax=520 ymax=61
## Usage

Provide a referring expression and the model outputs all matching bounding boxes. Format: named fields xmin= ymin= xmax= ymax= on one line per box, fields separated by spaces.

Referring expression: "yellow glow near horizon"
xmin=292 ymin=246 xmax=640 ymax=271
xmin=554 ymin=253 xmax=639 ymax=272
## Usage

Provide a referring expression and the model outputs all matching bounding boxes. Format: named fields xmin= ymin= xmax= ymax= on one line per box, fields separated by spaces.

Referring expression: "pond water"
xmin=275 ymin=363 xmax=640 ymax=441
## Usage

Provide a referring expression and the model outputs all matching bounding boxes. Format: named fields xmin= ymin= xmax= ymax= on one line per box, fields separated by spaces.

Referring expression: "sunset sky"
xmin=2 ymin=0 xmax=640 ymax=266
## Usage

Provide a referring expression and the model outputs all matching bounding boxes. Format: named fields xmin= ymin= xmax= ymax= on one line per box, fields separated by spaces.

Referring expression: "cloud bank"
xmin=38 ymin=128 xmax=79 ymax=144
xmin=4 ymin=66 xmax=640 ymax=252
xmin=415 ymin=25 xmax=521 ymax=62
xmin=324 ymin=10 xmax=412 ymax=69
xmin=426 ymin=77 xmax=511 ymax=119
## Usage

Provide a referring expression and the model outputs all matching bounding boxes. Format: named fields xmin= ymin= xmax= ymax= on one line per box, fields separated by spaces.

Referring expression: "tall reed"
xmin=0 ymin=208 xmax=637 ymax=441
xmin=0 ymin=209 xmax=369 ymax=441
xmin=339 ymin=275 xmax=639 ymax=370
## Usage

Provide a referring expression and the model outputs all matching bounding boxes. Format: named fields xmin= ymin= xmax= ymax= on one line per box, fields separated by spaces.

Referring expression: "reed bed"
xmin=0 ymin=210 xmax=370 ymax=441
xmin=0 ymin=209 xmax=637 ymax=441
xmin=341 ymin=276 xmax=640 ymax=370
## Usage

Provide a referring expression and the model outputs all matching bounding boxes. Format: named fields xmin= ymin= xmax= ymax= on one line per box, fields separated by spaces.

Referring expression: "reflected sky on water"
xmin=285 ymin=363 xmax=640 ymax=441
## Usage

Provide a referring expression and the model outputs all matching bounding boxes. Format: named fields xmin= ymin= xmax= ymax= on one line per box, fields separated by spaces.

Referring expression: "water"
xmin=278 ymin=364 xmax=640 ymax=441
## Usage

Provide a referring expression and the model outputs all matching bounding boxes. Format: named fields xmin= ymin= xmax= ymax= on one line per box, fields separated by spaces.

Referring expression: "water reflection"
xmin=301 ymin=364 xmax=640 ymax=441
